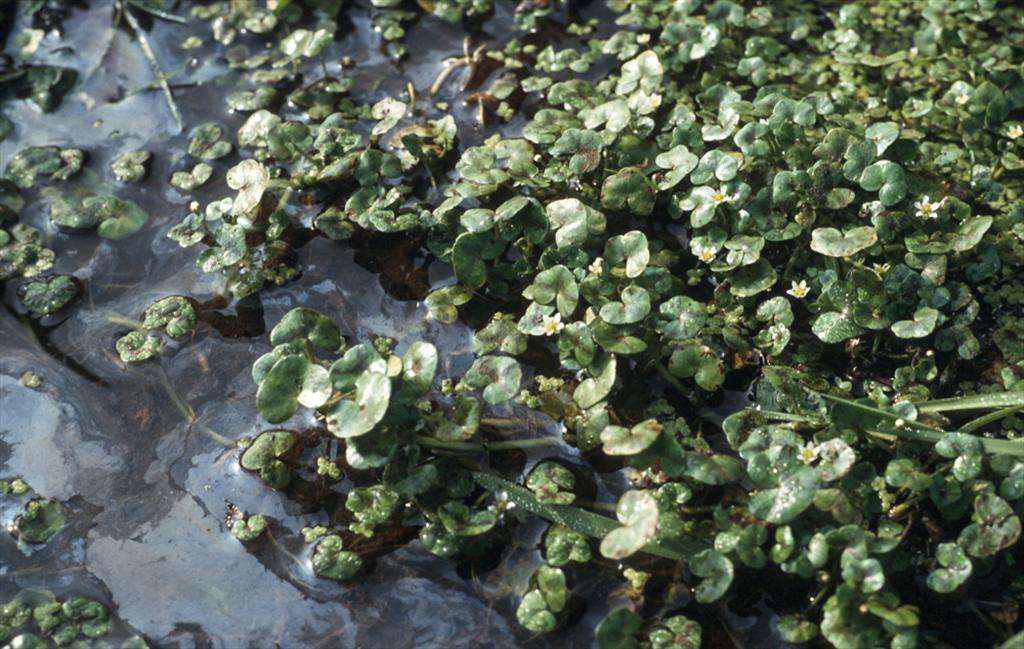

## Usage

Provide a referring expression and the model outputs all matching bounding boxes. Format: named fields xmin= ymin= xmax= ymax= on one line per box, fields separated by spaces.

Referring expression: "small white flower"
xmin=955 ymin=94 xmax=970 ymax=106
xmin=693 ymin=243 xmax=717 ymax=263
xmin=541 ymin=312 xmax=565 ymax=336
xmin=787 ymin=280 xmax=811 ymax=299
xmin=871 ymin=477 xmax=887 ymax=491
xmin=798 ymin=442 xmax=819 ymax=464
xmin=711 ymin=189 xmax=733 ymax=205
xmin=872 ymin=262 xmax=891 ymax=275
xmin=189 ymin=201 xmax=200 ymax=212
xmin=909 ymin=46 xmax=919 ymax=57
xmin=488 ymin=491 xmax=517 ymax=515
xmin=914 ymin=195 xmax=944 ymax=219
xmin=647 ymin=94 xmax=662 ymax=109
xmin=589 ymin=257 xmax=603 ymax=274
xmin=1008 ymin=125 xmax=1024 ymax=140
xmin=894 ymin=418 xmax=905 ymax=428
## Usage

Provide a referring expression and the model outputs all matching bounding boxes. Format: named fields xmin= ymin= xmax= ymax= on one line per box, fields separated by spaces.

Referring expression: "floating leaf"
xmin=600 ymin=490 xmax=659 ymax=560
xmin=325 ymin=372 xmax=392 ymax=438
xmin=463 ymin=355 xmax=521 ymax=404
xmin=13 ymin=498 xmax=65 ymax=543
xmin=142 ymin=296 xmax=196 ymax=337
xmin=226 ymin=159 xmax=269 ymax=216
xmin=891 ymin=307 xmax=939 ymax=339
xmin=116 ymin=330 xmax=161 ymax=363
xmin=312 ymin=535 xmax=363 ymax=581
xmin=810 ymin=227 xmax=877 ymax=258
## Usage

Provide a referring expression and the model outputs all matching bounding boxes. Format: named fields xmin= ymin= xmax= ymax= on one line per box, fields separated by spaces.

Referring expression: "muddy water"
xmin=0 ymin=4 xmax=771 ymax=648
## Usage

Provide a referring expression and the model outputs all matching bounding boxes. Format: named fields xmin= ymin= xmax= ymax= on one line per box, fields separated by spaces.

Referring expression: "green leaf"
xmin=812 ymin=312 xmax=867 ymax=344
xmin=325 ymin=372 xmax=392 ymax=438
xmin=858 ymin=160 xmax=906 ymax=207
xmin=595 ymin=609 xmax=642 ymax=649
xmin=115 ymin=330 xmax=161 ymax=363
xmin=20 ymin=275 xmax=78 ymax=317
xmin=256 ymin=355 xmax=308 ymax=423
xmin=655 ymin=145 xmax=699 ymax=190
xmin=311 ymin=535 xmax=363 ymax=581
xmin=600 ymin=490 xmax=659 ymax=560
xmin=231 ymin=514 xmax=267 ymax=542
xmin=239 ymin=430 xmax=296 ymax=489
xmin=691 ymin=150 xmax=738 ymax=185
xmin=226 ymin=159 xmax=269 ymax=216
xmin=142 ymin=296 xmax=196 ymax=337
xmin=601 ymin=419 xmax=662 ymax=456
xmin=599 ymin=286 xmax=651 ymax=325
xmin=749 ymin=465 xmax=819 ymax=523
xmin=270 ymin=307 xmax=342 ymax=351
xmin=110 ymin=150 xmax=150 ymax=183
xmin=546 ymin=198 xmax=605 ymax=248
xmin=401 ymin=341 xmax=438 ymax=395
xmin=464 ymin=356 xmax=521 ymax=404
xmin=188 ymin=123 xmax=232 ymax=160
xmin=524 ymin=265 xmax=579 ymax=316
xmin=810 ymin=227 xmax=877 ymax=257
xmin=690 ymin=549 xmax=734 ymax=603
xmin=574 ymin=354 xmax=617 ymax=408
xmin=926 ymin=542 xmax=972 ymax=593
xmin=604 ymin=231 xmax=649 ymax=279
xmin=865 ymin=122 xmax=899 ymax=156
xmin=14 ymin=499 xmax=65 ymax=543
xmin=527 ymin=462 xmax=576 ymax=505
xmin=601 ymin=167 xmax=654 ymax=215
xmin=891 ymin=307 xmax=940 ymax=339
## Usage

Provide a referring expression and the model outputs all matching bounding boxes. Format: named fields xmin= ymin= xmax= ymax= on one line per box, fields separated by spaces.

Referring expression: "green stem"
xmin=157 ymin=368 xmax=234 ymax=447
xmin=652 ymin=361 xmax=697 ymax=403
xmin=958 ymin=406 xmax=1024 ymax=434
xmin=818 ymin=393 xmax=946 ymax=433
xmin=121 ymin=1 xmax=183 ymax=132
xmin=472 ymin=471 xmax=705 ymax=561
xmin=866 ymin=428 xmax=1024 ymax=457
xmin=918 ymin=392 xmax=1024 ymax=413
xmin=415 ymin=434 xmax=564 ymax=453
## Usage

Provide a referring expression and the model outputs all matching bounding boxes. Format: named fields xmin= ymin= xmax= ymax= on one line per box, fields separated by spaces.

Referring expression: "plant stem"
xmin=651 ymin=360 xmax=698 ymax=403
xmin=958 ymin=406 xmax=1024 ymax=434
xmin=121 ymin=1 xmax=183 ymax=132
xmin=918 ymin=392 xmax=1024 ymax=413
xmin=157 ymin=368 xmax=234 ymax=447
xmin=415 ymin=434 xmax=564 ymax=453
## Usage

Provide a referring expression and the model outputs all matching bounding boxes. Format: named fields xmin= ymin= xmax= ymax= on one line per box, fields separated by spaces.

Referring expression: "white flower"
xmin=787 ymin=279 xmax=811 ymax=299
xmin=711 ymin=189 xmax=733 ymax=205
xmin=914 ymin=195 xmax=944 ymax=219
xmin=589 ymin=257 xmax=603 ymax=274
xmin=1009 ymin=125 xmax=1024 ymax=140
xmin=871 ymin=477 xmax=887 ymax=491
xmin=541 ymin=312 xmax=564 ymax=336
xmin=693 ymin=243 xmax=717 ymax=263
xmin=798 ymin=442 xmax=819 ymax=464
xmin=872 ymin=262 xmax=891 ymax=275
xmin=488 ymin=491 xmax=517 ymax=515
xmin=955 ymin=94 xmax=970 ymax=106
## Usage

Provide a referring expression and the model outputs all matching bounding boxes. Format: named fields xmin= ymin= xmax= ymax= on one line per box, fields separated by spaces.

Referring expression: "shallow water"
xmin=0 ymin=4 xmax=769 ymax=648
